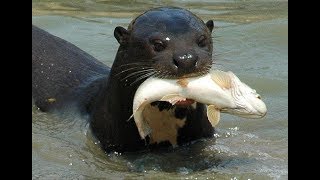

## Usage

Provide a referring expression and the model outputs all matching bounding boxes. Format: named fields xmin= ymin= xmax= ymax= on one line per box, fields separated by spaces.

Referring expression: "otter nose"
xmin=173 ymin=52 xmax=198 ymax=70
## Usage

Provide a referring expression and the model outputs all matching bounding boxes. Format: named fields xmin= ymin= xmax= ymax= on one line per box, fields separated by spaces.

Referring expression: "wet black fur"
xmin=32 ymin=7 xmax=215 ymax=153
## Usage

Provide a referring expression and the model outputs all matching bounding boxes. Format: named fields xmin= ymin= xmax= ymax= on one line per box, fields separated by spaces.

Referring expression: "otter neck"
xmin=90 ymin=47 xmax=146 ymax=152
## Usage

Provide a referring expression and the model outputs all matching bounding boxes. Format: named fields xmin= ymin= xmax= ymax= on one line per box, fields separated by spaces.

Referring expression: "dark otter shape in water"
xmin=32 ymin=7 xmax=215 ymax=152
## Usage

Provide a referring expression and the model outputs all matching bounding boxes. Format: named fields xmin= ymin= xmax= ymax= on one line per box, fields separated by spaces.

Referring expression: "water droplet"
xmin=69 ymin=163 xmax=72 ymax=166
xmin=229 ymin=127 xmax=239 ymax=131
xmin=214 ymin=133 xmax=220 ymax=138
xmin=40 ymin=63 xmax=43 ymax=66
xmin=69 ymin=70 xmax=72 ymax=73
xmin=51 ymin=63 xmax=54 ymax=66
xmin=225 ymin=132 xmax=231 ymax=137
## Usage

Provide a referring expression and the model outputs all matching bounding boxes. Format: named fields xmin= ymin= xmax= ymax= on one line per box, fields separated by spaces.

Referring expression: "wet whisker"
xmin=115 ymin=67 xmax=154 ymax=77
xmin=116 ymin=62 xmax=153 ymax=68
xmin=121 ymin=69 xmax=155 ymax=81
xmin=130 ymin=72 xmax=156 ymax=86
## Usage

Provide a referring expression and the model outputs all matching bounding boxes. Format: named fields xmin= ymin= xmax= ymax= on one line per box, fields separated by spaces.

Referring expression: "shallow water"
xmin=32 ymin=0 xmax=288 ymax=179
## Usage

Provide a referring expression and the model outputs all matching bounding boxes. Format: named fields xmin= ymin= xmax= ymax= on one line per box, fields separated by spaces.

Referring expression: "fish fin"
xmin=139 ymin=120 xmax=152 ymax=139
xmin=127 ymin=114 xmax=134 ymax=122
xmin=207 ymin=105 xmax=220 ymax=127
xmin=135 ymin=109 xmax=152 ymax=139
xmin=136 ymin=101 xmax=149 ymax=111
xmin=160 ymin=94 xmax=186 ymax=105
xmin=210 ymin=70 xmax=232 ymax=89
xmin=132 ymin=101 xmax=153 ymax=139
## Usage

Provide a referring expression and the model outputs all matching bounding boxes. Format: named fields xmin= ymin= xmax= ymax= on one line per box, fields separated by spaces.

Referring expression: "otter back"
xmin=32 ymin=25 xmax=110 ymax=112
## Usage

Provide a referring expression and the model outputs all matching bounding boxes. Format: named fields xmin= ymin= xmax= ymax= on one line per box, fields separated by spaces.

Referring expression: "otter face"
xmin=114 ymin=7 xmax=214 ymax=79
xmin=111 ymin=7 xmax=216 ymax=148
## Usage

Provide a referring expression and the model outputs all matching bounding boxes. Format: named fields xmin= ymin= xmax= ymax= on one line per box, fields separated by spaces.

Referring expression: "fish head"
xmin=221 ymin=72 xmax=267 ymax=118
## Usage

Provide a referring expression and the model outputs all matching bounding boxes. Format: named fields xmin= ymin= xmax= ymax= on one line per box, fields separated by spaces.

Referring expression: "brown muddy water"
xmin=32 ymin=0 xmax=288 ymax=179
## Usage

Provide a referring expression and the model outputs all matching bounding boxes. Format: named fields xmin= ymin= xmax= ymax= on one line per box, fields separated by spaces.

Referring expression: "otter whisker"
xmin=152 ymin=71 xmax=160 ymax=77
xmin=156 ymin=70 xmax=174 ymax=79
xmin=121 ymin=69 xmax=155 ymax=81
xmin=130 ymin=72 xmax=156 ymax=86
xmin=213 ymin=50 xmax=239 ymax=57
xmin=212 ymin=63 xmax=226 ymax=70
xmin=117 ymin=64 xmax=153 ymax=70
xmin=121 ymin=69 xmax=155 ymax=80
xmin=116 ymin=62 xmax=153 ymax=68
xmin=213 ymin=62 xmax=224 ymax=67
xmin=115 ymin=67 xmax=154 ymax=77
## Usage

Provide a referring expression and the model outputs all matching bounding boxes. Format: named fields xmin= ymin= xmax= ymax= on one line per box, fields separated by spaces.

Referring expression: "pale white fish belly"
xmin=134 ymin=74 xmax=235 ymax=112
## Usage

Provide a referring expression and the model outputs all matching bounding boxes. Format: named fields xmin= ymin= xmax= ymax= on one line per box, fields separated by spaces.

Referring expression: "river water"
xmin=32 ymin=0 xmax=288 ymax=179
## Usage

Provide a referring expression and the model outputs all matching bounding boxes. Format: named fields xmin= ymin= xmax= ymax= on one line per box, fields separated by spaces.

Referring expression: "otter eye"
xmin=198 ymin=35 xmax=207 ymax=47
xmin=152 ymin=39 xmax=165 ymax=52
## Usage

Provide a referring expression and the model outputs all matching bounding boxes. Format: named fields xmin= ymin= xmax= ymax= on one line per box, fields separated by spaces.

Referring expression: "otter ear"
xmin=206 ymin=20 xmax=214 ymax=33
xmin=114 ymin=26 xmax=130 ymax=45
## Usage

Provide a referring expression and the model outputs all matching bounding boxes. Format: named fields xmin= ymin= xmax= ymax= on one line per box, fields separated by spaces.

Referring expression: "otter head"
xmin=107 ymin=7 xmax=215 ymax=148
xmin=113 ymin=7 xmax=214 ymax=82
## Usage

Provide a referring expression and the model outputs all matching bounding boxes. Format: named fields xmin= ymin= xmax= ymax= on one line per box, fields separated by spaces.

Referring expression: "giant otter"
xmin=32 ymin=7 xmax=215 ymax=152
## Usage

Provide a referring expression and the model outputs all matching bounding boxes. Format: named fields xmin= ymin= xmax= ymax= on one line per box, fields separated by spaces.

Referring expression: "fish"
xmin=131 ymin=70 xmax=267 ymax=139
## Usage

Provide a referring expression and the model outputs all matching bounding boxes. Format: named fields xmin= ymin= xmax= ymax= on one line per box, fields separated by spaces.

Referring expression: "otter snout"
xmin=173 ymin=52 xmax=198 ymax=73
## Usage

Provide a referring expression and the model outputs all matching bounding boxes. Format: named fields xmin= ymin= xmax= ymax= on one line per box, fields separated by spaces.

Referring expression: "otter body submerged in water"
xmin=32 ymin=7 xmax=265 ymax=153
